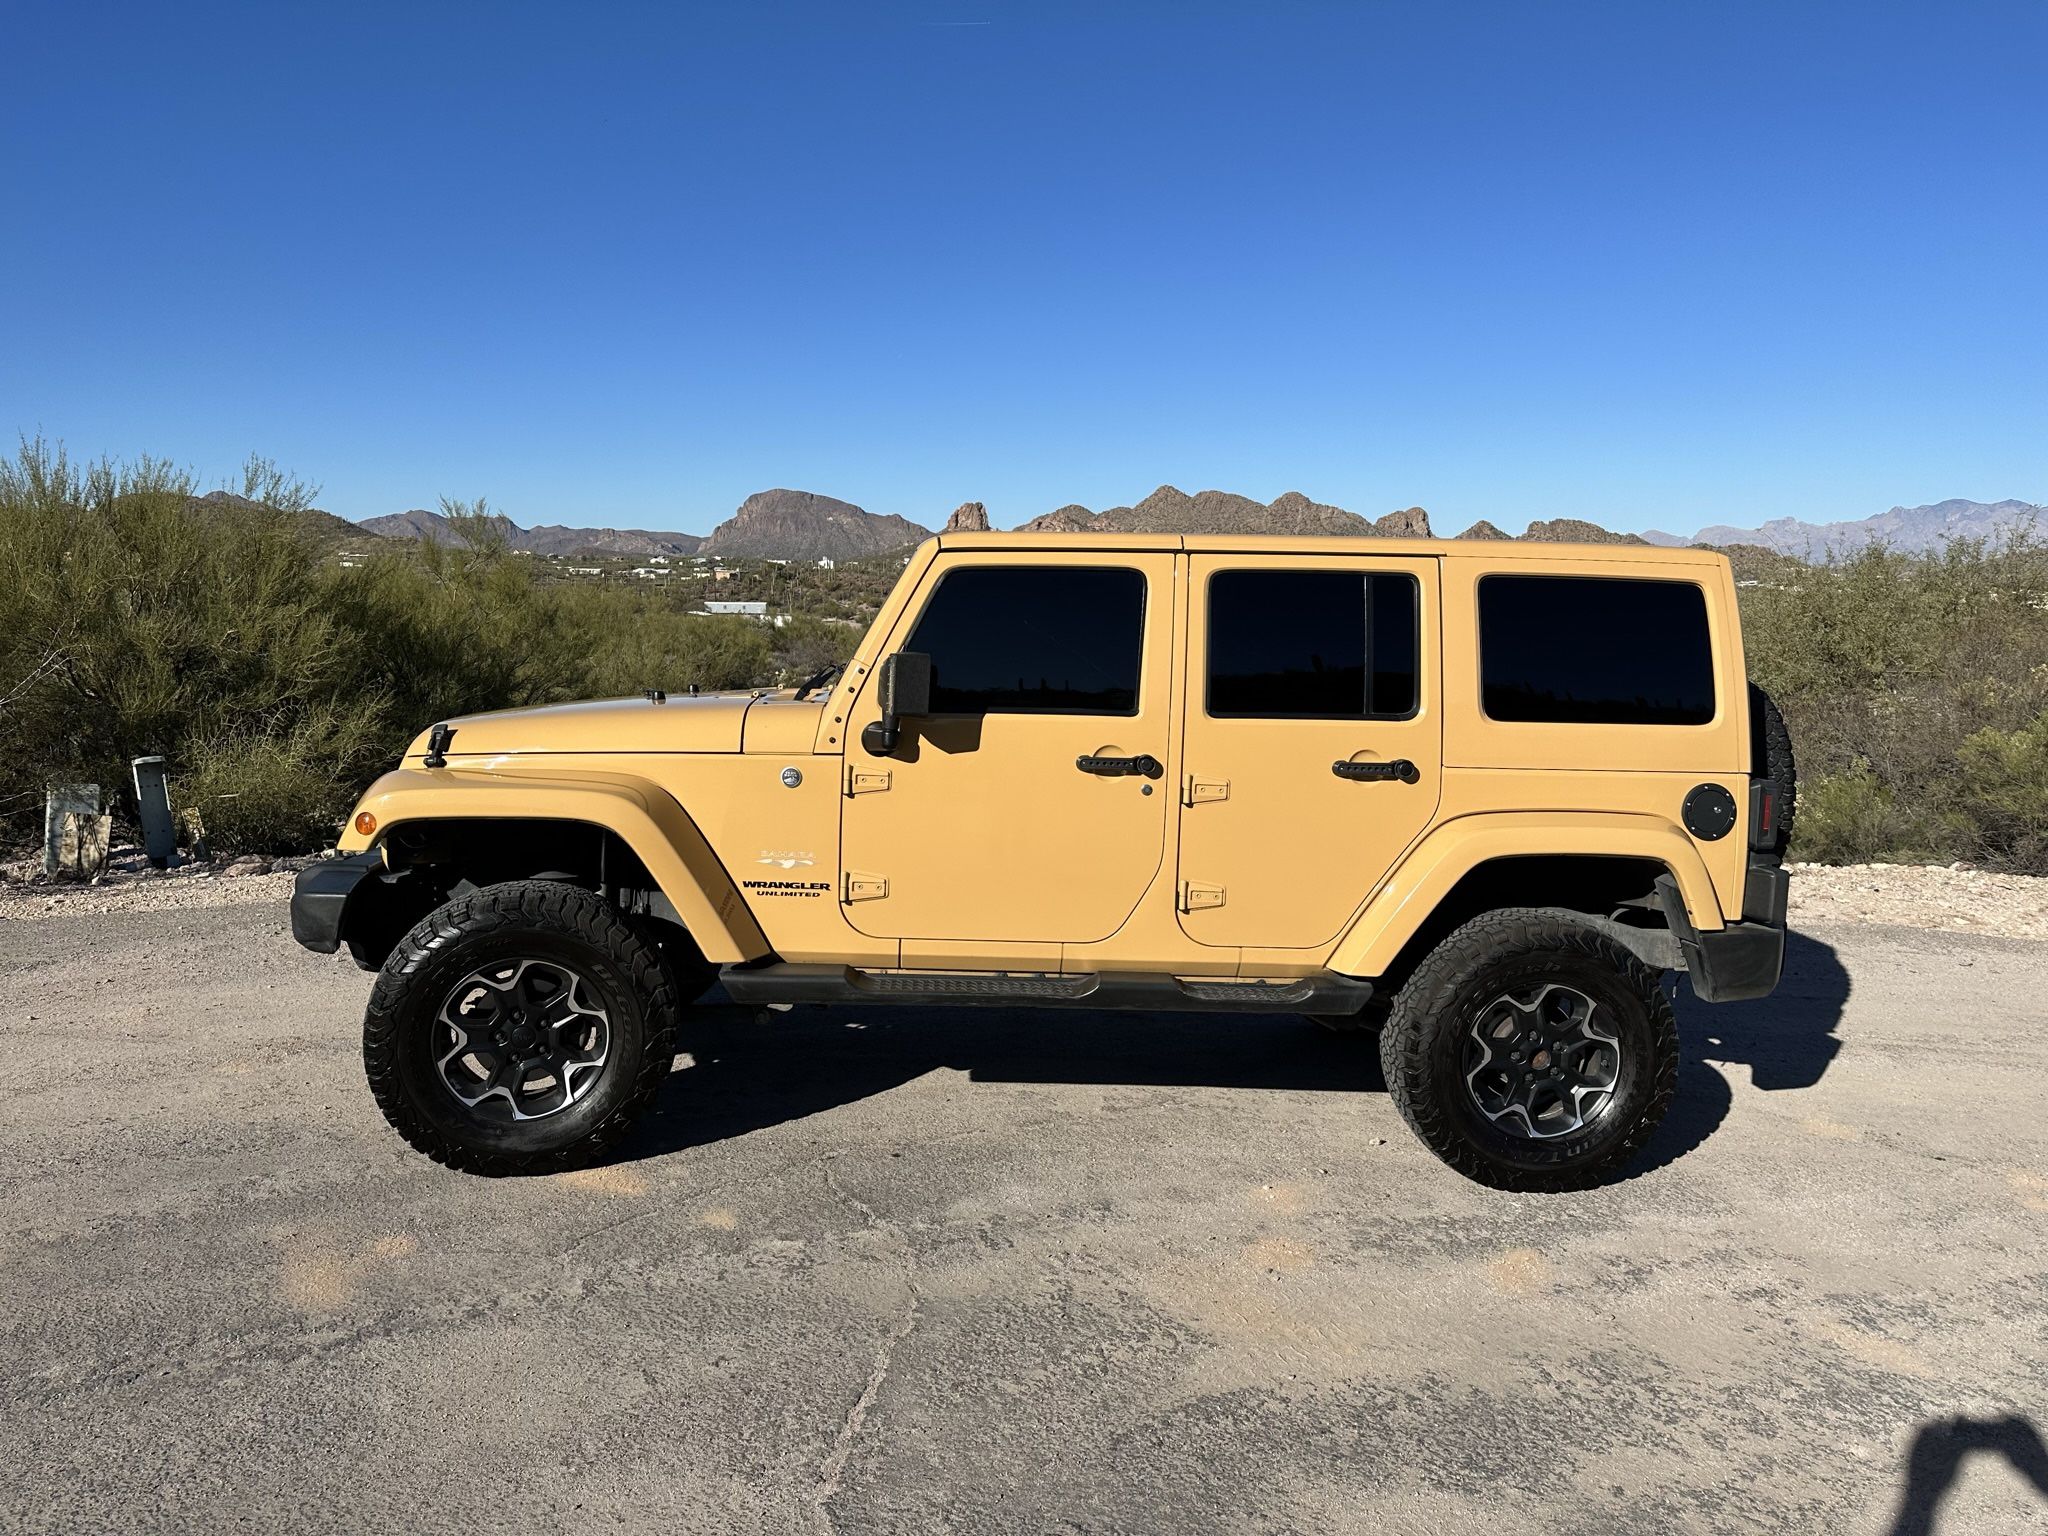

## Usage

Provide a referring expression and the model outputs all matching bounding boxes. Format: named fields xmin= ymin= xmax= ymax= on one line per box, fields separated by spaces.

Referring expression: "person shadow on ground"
xmin=625 ymin=927 xmax=1854 ymax=1174
xmin=1886 ymin=1415 xmax=2048 ymax=1535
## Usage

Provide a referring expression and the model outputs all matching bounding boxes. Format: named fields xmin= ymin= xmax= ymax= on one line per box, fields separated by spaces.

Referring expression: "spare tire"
xmin=1747 ymin=683 xmax=1797 ymax=856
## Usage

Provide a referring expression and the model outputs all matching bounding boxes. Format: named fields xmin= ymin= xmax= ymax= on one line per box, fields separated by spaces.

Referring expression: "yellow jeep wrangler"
xmin=293 ymin=532 xmax=1793 ymax=1190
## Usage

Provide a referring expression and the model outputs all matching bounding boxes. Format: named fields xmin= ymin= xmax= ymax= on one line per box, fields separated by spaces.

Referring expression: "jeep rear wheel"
xmin=1380 ymin=909 xmax=1677 ymax=1191
xmin=363 ymin=881 xmax=678 ymax=1175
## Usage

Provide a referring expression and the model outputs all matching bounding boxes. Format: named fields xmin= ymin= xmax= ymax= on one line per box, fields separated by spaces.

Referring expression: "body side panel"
xmin=1322 ymin=807 xmax=1732 ymax=981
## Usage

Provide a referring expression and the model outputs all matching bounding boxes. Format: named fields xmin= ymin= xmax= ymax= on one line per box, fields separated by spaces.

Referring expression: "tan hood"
xmin=403 ymin=692 xmax=764 ymax=759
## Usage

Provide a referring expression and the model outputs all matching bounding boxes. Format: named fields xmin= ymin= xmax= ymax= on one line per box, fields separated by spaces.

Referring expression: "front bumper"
xmin=1656 ymin=864 xmax=1787 ymax=1004
xmin=290 ymin=850 xmax=385 ymax=954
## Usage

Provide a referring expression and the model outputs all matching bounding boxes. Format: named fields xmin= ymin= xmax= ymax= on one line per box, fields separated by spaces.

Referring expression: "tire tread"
xmin=1379 ymin=907 xmax=1677 ymax=1192
xmin=362 ymin=880 xmax=677 ymax=1176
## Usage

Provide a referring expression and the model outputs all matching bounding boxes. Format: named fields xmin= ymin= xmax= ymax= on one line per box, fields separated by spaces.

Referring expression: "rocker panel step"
xmin=719 ymin=964 xmax=1374 ymax=1014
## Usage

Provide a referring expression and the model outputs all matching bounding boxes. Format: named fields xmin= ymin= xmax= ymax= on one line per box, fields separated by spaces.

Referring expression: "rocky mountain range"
xmin=356 ymin=507 xmax=705 ymax=557
xmin=341 ymin=487 xmax=2039 ymax=566
xmin=1643 ymin=498 xmax=2043 ymax=557
xmin=1015 ymin=486 xmax=1428 ymax=539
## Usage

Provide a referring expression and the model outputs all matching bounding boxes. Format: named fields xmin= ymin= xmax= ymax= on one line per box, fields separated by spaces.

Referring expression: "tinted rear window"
xmin=1207 ymin=570 xmax=1419 ymax=718
xmin=1478 ymin=575 xmax=1715 ymax=725
xmin=906 ymin=565 xmax=1145 ymax=714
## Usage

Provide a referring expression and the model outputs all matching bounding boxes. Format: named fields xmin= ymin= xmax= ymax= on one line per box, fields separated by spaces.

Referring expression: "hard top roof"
xmin=932 ymin=530 xmax=1728 ymax=564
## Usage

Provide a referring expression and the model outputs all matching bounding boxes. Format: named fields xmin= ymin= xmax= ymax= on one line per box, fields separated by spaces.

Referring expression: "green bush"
xmin=0 ymin=442 xmax=851 ymax=854
xmin=1742 ymin=527 xmax=2048 ymax=871
xmin=1956 ymin=712 xmax=2048 ymax=869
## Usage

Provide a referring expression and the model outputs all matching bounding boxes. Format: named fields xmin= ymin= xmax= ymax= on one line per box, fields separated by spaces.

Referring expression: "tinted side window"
xmin=1478 ymin=575 xmax=1714 ymax=725
xmin=1207 ymin=570 xmax=1419 ymax=718
xmin=905 ymin=565 xmax=1145 ymax=714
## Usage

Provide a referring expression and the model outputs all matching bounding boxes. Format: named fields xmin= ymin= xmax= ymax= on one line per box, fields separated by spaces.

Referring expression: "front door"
xmin=1177 ymin=554 xmax=1442 ymax=951
xmin=840 ymin=553 xmax=1177 ymax=944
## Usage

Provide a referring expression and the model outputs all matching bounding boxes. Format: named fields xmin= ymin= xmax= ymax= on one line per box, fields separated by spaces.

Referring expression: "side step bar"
xmin=719 ymin=964 xmax=1374 ymax=1014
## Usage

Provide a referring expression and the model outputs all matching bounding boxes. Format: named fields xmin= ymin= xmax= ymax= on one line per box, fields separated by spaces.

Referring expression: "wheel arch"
xmin=1327 ymin=812 xmax=1724 ymax=983
xmin=339 ymin=767 xmax=769 ymax=965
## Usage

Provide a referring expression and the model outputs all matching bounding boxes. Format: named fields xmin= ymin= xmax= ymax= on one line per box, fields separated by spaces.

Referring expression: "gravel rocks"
xmin=1786 ymin=861 xmax=2048 ymax=940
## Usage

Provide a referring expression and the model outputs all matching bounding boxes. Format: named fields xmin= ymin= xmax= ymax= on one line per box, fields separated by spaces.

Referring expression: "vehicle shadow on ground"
xmin=629 ymin=1002 xmax=1386 ymax=1159
xmin=1885 ymin=1414 xmax=2048 ymax=1535
xmin=1634 ymin=929 xmax=1851 ymax=1175
xmin=626 ymin=928 xmax=1854 ymax=1171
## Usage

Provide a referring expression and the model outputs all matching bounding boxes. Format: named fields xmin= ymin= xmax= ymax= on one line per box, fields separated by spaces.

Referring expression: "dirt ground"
xmin=3 ymin=877 xmax=2046 ymax=1533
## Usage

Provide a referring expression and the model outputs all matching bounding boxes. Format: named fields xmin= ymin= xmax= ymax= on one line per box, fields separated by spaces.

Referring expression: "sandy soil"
xmin=6 ymin=887 xmax=2047 ymax=1533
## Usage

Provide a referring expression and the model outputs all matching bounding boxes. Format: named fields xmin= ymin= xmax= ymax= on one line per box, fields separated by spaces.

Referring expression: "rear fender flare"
xmin=339 ymin=766 xmax=768 ymax=963
xmin=1325 ymin=811 xmax=1724 ymax=979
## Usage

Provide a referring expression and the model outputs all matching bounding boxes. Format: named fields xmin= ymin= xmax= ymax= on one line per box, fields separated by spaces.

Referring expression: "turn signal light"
xmin=354 ymin=811 xmax=377 ymax=837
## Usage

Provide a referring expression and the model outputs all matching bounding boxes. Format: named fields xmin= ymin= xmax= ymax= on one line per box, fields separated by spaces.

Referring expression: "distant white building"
xmin=816 ymin=557 xmax=836 ymax=570
xmin=702 ymin=600 xmax=769 ymax=617
xmin=568 ymin=566 xmax=601 ymax=576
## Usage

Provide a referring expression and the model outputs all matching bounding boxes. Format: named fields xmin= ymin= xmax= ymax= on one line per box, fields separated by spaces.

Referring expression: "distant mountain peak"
xmin=1670 ymin=498 xmax=2043 ymax=557
xmin=700 ymin=489 xmax=932 ymax=562
xmin=1522 ymin=518 xmax=1646 ymax=545
xmin=943 ymin=501 xmax=991 ymax=533
xmin=1374 ymin=506 xmax=1433 ymax=538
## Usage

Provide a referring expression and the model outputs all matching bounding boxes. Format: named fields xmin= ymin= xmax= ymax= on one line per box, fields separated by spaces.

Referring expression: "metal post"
xmin=132 ymin=756 xmax=176 ymax=867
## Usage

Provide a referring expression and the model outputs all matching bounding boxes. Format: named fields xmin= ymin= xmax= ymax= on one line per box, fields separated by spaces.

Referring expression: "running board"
xmin=718 ymin=964 xmax=1374 ymax=1014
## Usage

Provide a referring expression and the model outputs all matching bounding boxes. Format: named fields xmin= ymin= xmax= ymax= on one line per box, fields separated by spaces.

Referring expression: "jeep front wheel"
xmin=363 ymin=881 xmax=678 ymax=1175
xmin=1380 ymin=909 xmax=1677 ymax=1191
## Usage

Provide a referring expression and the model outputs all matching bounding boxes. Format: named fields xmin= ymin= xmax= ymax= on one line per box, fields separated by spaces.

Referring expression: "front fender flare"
xmin=338 ymin=766 xmax=769 ymax=963
xmin=1325 ymin=810 xmax=1724 ymax=979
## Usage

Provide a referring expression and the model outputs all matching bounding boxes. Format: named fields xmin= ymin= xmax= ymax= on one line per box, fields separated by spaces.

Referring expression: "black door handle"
xmin=1332 ymin=758 xmax=1419 ymax=784
xmin=1077 ymin=753 xmax=1163 ymax=779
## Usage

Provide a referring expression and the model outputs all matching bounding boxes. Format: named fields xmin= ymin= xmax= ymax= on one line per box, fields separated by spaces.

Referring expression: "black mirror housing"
xmin=879 ymin=651 xmax=932 ymax=720
xmin=862 ymin=651 xmax=933 ymax=756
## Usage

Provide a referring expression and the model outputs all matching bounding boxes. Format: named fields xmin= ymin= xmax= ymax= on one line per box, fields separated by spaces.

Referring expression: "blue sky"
xmin=4 ymin=2 xmax=2043 ymax=537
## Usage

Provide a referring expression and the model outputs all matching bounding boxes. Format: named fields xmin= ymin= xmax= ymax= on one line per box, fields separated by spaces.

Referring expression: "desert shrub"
xmin=181 ymin=711 xmax=388 ymax=855
xmin=1795 ymin=767 xmax=1942 ymax=866
xmin=1955 ymin=712 xmax=2048 ymax=870
xmin=0 ymin=442 xmax=810 ymax=853
xmin=1741 ymin=528 xmax=2048 ymax=871
xmin=769 ymin=614 xmax=858 ymax=683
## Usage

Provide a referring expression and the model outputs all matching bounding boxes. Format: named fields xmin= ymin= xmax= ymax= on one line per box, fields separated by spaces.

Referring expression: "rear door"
xmin=1176 ymin=554 xmax=1442 ymax=951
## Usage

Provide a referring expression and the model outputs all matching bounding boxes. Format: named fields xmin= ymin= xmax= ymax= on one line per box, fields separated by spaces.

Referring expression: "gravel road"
xmin=4 ymin=888 xmax=2047 ymax=1534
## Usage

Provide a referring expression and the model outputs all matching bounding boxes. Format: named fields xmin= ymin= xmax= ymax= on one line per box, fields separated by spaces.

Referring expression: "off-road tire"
xmin=1748 ymin=682 xmax=1797 ymax=855
xmin=1379 ymin=909 xmax=1677 ymax=1192
xmin=364 ymin=881 xmax=678 ymax=1176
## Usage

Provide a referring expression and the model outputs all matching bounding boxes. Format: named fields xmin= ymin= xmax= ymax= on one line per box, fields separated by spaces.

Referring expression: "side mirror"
xmin=861 ymin=652 xmax=932 ymax=756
